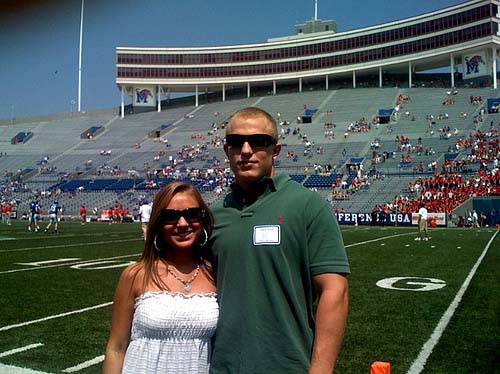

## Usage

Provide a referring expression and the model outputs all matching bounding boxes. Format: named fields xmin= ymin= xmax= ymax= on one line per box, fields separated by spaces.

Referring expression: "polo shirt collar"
xmin=229 ymin=174 xmax=289 ymax=206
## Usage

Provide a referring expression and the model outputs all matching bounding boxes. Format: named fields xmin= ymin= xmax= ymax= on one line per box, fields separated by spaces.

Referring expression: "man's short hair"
xmin=228 ymin=107 xmax=278 ymax=140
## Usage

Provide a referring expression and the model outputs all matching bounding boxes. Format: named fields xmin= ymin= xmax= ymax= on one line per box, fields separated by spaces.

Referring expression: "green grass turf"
xmin=0 ymin=221 xmax=498 ymax=373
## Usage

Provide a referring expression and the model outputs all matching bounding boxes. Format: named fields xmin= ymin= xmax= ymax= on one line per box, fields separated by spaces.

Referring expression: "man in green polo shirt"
xmin=210 ymin=107 xmax=350 ymax=374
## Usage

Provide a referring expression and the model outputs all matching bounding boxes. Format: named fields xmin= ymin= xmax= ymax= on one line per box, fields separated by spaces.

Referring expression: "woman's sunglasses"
xmin=159 ymin=207 xmax=204 ymax=224
xmin=225 ymin=134 xmax=277 ymax=148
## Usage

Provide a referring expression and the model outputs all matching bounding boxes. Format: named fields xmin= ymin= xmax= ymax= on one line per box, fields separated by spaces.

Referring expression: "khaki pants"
xmin=418 ymin=219 xmax=428 ymax=233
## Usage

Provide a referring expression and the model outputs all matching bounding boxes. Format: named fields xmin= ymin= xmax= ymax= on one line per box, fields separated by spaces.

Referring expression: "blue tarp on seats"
xmin=349 ymin=157 xmax=364 ymax=164
xmin=487 ymin=98 xmax=500 ymax=113
xmin=378 ymin=108 xmax=393 ymax=124
xmin=378 ymin=108 xmax=394 ymax=117
xmin=304 ymin=109 xmax=318 ymax=116
xmin=444 ymin=153 xmax=458 ymax=161
xmin=11 ymin=131 xmax=33 ymax=144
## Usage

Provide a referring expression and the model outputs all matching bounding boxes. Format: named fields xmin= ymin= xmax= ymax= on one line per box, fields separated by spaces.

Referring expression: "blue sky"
xmin=0 ymin=0 xmax=465 ymax=120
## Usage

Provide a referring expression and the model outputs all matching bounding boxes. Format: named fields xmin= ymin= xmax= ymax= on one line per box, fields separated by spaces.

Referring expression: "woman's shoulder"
xmin=117 ymin=262 xmax=146 ymax=295
xmin=120 ymin=261 xmax=144 ymax=280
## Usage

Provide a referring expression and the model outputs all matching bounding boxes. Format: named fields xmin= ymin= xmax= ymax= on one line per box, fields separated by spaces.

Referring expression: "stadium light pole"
xmin=77 ymin=0 xmax=84 ymax=112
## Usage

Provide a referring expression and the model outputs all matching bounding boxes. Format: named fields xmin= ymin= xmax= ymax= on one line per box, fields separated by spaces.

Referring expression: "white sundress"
xmin=122 ymin=291 xmax=219 ymax=374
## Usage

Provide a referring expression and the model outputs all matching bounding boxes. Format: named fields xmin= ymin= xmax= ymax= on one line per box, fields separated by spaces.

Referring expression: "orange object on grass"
xmin=370 ymin=361 xmax=391 ymax=374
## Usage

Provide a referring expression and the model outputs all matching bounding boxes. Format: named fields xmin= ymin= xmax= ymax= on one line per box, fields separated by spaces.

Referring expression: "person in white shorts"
xmin=415 ymin=202 xmax=429 ymax=241
xmin=139 ymin=200 xmax=152 ymax=240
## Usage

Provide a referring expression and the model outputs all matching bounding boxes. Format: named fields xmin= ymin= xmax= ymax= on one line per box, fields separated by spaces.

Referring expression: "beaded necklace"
xmin=167 ymin=264 xmax=200 ymax=292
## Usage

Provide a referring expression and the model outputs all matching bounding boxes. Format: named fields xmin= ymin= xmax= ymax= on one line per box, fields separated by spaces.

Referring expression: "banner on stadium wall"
xmin=410 ymin=212 xmax=447 ymax=227
xmin=134 ymin=86 xmax=156 ymax=106
xmin=462 ymin=51 xmax=487 ymax=79
xmin=335 ymin=212 xmax=413 ymax=226
xmin=335 ymin=212 xmax=447 ymax=226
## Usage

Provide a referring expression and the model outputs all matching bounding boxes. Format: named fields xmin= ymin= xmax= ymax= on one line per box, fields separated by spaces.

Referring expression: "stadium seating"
xmin=1 ymin=86 xmax=498 ymax=218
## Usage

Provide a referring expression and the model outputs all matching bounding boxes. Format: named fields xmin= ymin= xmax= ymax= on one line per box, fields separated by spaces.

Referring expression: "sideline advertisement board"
xmin=335 ymin=212 xmax=447 ymax=226
xmin=411 ymin=212 xmax=447 ymax=226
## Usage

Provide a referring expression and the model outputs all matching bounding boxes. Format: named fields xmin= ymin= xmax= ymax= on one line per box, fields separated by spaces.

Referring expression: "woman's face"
xmin=160 ymin=191 xmax=202 ymax=254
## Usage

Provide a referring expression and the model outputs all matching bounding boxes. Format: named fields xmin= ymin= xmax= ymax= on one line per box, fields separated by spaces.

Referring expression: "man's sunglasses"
xmin=159 ymin=208 xmax=204 ymax=224
xmin=225 ymin=134 xmax=277 ymax=148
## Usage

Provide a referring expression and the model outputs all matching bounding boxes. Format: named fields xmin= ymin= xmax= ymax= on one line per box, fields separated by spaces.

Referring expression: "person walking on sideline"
xmin=139 ymin=200 xmax=152 ymax=240
xmin=44 ymin=200 xmax=62 ymax=234
xmin=415 ymin=202 xmax=429 ymax=241
xmin=210 ymin=107 xmax=350 ymax=374
xmin=28 ymin=199 xmax=41 ymax=232
xmin=80 ymin=205 xmax=87 ymax=225
xmin=4 ymin=202 xmax=12 ymax=225
xmin=1 ymin=202 xmax=6 ymax=224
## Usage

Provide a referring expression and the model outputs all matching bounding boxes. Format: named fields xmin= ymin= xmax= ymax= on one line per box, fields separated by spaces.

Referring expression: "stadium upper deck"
xmin=116 ymin=0 xmax=500 ymax=116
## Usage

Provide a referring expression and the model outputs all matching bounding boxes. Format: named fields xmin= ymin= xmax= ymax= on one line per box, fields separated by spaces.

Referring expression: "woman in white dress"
xmin=103 ymin=182 xmax=218 ymax=374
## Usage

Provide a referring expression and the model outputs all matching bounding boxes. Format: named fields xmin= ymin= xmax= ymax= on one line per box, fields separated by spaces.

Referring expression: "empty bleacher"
xmin=1 ymin=86 xmax=498 ymax=217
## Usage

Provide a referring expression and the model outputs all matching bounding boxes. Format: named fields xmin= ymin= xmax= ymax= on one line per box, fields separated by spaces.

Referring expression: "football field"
xmin=0 ymin=221 xmax=498 ymax=374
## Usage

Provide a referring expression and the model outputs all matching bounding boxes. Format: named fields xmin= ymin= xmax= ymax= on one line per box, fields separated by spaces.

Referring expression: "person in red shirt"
xmin=80 ymin=205 xmax=87 ymax=225
xmin=5 ymin=203 xmax=12 ymax=225
xmin=1 ymin=203 xmax=6 ymax=224
xmin=115 ymin=201 xmax=123 ymax=223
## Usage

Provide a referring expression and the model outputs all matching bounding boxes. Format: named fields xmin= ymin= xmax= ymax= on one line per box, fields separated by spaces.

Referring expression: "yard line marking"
xmin=345 ymin=230 xmax=422 ymax=248
xmin=1 ymin=231 xmax=125 ymax=242
xmin=0 ymin=363 xmax=52 ymax=374
xmin=406 ymin=230 xmax=499 ymax=374
xmin=16 ymin=258 xmax=81 ymax=266
xmin=0 ymin=253 xmax=139 ymax=274
xmin=0 ymin=237 xmax=142 ymax=253
xmin=61 ymin=355 xmax=104 ymax=373
xmin=0 ymin=302 xmax=113 ymax=332
xmin=0 ymin=343 xmax=44 ymax=358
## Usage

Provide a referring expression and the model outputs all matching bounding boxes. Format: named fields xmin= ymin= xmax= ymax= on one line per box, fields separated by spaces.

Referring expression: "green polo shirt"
xmin=209 ymin=174 xmax=350 ymax=374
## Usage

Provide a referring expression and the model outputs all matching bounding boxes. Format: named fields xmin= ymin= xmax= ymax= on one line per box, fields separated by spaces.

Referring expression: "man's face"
xmin=224 ymin=114 xmax=281 ymax=189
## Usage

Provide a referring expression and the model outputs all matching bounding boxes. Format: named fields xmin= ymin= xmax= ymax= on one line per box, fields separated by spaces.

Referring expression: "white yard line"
xmin=0 ymin=302 xmax=113 ymax=332
xmin=16 ymin=258 xmax=81 ymax=266
xmin=0 ymin=237 xmax=141 ymax=253
xmin=0 ymin=363 xmax=52 ymax=374
xmin=61 ymin=355 xmax=104 ymax=373
xmin=344 ymin=230 xmax=418 ymax=248
xmin=0 ymin=343 xmax=43 ymax=358
xmin=406 ymin=230 xmax=499 ymax=374
xmin=0 ymin=253 xmax=139 ymax=274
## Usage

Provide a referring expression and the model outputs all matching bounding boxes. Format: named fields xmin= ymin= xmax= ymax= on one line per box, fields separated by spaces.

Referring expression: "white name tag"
xmin=253 ymin=225 xmax=281 ymax=245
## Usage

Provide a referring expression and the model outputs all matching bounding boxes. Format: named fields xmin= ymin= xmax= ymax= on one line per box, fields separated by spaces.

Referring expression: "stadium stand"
xmin=1 ymin=86 xmax=498 ymax=224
